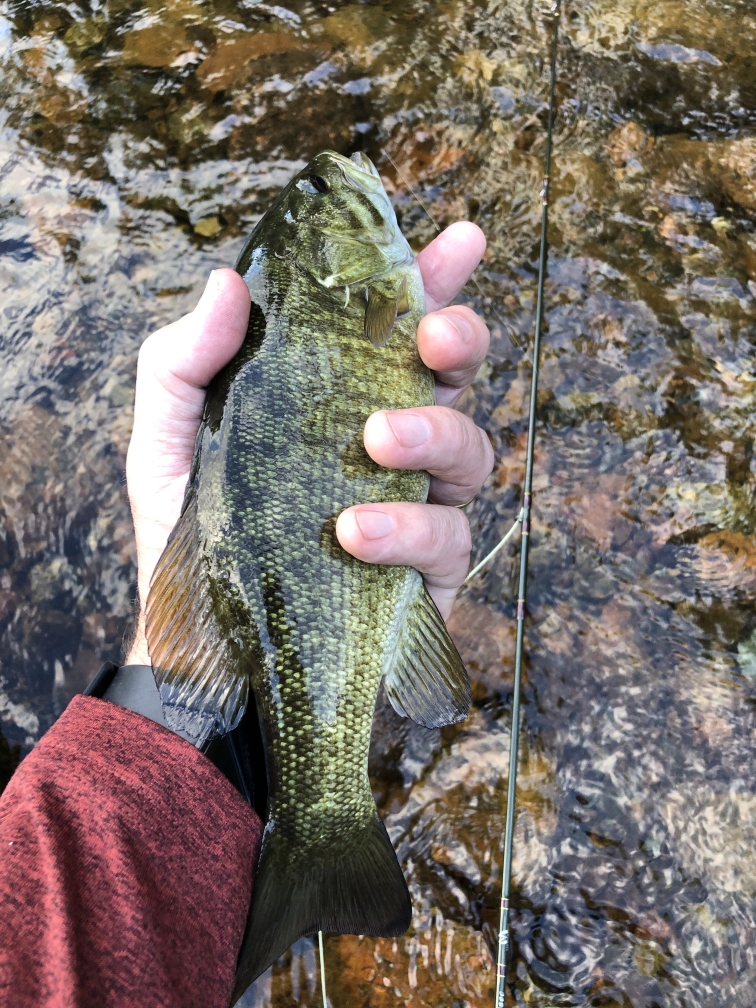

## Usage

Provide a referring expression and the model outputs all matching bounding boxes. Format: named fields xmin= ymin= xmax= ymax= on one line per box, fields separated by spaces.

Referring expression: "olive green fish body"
xmin=216 ymin=260 xmax=430 ymax=849
xmin=145 ymin=152 xmax=470 ymax=996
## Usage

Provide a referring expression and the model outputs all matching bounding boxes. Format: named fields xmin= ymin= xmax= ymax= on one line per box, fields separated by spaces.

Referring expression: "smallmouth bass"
xmin=145 ymin=151 xmax=471 ymax=997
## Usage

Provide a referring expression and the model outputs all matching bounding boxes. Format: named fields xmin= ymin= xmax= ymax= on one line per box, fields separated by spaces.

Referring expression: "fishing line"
xmin=318 ymin=931 xmax=328 ymax=1007
xmin=380 ymin=149 xmax=520 ymax=347
xmin=382 ymin=148 xmax=443 ymax=233
xmin=494 ymin=4 xmax=561 ymax=1006
xmin=465 ymin=510 xmax=523 ymax=584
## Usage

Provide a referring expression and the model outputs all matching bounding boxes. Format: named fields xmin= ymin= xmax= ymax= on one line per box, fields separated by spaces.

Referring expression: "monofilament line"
xmin=465 ymin=511 xmax=523 ymax=583
xmin=318 ymin=931 xmax=328 ymax=1008
xmin=381 ymin=148 xmax=518 ymax=346
xmin=494 ymin=4 xmax=561 ymax=1008
xmin=381 ymin=148 xmax=443 ymax=233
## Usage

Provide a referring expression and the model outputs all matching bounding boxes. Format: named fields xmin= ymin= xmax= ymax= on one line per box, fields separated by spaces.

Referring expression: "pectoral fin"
xmin=365 ymin=286 xmax=398 ymax=347
xmin=384 ymin=579 xmax=471 ymax=728
xmin=396 ymin=274 xmax=410 ymax=317
xmin=145 ymin=490 xmax=251 ymax=747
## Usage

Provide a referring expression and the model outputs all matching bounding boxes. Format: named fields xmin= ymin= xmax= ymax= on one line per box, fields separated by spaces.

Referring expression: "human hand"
xmin=125 ymin=221 xmax=492 ymax=664
xmin=335 ymin=222 xmax=493 ymax=620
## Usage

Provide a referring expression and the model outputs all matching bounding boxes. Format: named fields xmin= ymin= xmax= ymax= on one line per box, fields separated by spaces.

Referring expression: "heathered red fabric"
xmin=0 ymin=694 xmax=263 ymax=1008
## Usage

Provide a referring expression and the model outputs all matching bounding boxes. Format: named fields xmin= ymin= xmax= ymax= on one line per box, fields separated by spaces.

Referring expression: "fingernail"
xmin=446 ymin=311 xmax=472 ymax=343
xmin=354 ymin=509 xmax=395 ymax=539
xmin=196 ymin=270 xmax=220 ymax=309
xmin=386 ymin=411 xmax=430 ymax=448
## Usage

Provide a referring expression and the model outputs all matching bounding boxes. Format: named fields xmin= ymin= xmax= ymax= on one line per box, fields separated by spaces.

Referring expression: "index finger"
xmin=417 ymin=221 xmax=486 ymax=311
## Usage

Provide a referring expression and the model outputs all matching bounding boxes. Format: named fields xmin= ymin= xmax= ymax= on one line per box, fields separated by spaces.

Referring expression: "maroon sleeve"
xmin=0 ymin=695 xmax=263 ymax=1008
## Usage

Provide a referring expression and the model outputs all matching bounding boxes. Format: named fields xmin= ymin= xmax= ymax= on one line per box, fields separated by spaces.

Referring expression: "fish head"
xmin=259 ymin=150 xmax=414 ymax=291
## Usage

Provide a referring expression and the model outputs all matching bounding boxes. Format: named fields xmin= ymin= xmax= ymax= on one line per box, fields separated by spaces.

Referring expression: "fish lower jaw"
xmin=313 ymin=254 xmax=414 ymax=291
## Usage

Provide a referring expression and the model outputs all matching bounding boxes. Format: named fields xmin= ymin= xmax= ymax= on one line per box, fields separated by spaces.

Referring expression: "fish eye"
xmin=296 ymin=175 xmax=331 ymax=196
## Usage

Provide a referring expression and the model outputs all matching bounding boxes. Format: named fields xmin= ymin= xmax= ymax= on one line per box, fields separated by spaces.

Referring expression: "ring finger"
xmin=334 ymin=502 xmax=471 ymax=619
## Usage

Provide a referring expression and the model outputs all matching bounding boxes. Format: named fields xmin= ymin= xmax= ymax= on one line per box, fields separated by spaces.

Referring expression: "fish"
xmin=144 ymin=150 xmax=471 ymax=997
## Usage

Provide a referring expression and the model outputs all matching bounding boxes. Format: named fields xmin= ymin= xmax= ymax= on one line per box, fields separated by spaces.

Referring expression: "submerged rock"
xmin=4 ymin=0 xmax=756 ymax=1004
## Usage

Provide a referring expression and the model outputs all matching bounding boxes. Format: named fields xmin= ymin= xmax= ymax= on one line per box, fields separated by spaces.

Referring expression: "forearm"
xmin=0 ymin=696 xmax=261 ymax=1007
xmin=125 ymin=614 xmax=150 ymax=665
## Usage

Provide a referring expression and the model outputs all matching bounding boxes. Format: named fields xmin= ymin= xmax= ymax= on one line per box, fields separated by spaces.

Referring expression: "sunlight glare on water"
xmin=2 ymin=0 xmax=756 ymax=1004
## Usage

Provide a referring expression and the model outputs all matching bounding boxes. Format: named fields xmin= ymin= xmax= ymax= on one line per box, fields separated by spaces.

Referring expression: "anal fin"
xmin=384 ymin=578 xmax=471 ymax=729
xmin=145 ymin=490 xmax=250 ymax=748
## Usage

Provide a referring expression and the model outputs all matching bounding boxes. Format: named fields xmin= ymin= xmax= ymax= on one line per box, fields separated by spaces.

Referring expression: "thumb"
xmin=162 ymin=268 xmax=251 ymax=389
xmin=132 ymin=268 xmax=250 ymax=435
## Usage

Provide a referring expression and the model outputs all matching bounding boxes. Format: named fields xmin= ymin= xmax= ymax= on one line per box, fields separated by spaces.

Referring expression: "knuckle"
xmin=445 ymin=303 xmax=479 ymax=327
xmin=424 ymin=408 xmax=491 ymax=489
xmin=479 ymin=427 xmax=495 ymax=477
xmin=426 ymin=507 xmax=470 ymax=567
xmin=456 ymin=509 xmax=473 ymax=551
xmin=137 ymin=333 xmax=156 ymax=364
xmin=443 ymin=404 xmax=471 ymax=439
xmin=455 ymin=413 xmax=489 ymax=479
xmin=137 ymin=330 xmax=166 ymax=373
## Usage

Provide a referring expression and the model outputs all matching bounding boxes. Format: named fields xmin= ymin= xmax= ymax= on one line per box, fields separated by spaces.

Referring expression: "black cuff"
xmin=84 ymin=663 xmax=267 ymax=814
xmin=84 ymin=663 xmax=196 ymax=745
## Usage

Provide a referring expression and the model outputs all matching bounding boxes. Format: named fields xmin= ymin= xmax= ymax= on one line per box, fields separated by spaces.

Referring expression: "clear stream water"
xmin=2 ymin=1 xmax=756 ymax=1005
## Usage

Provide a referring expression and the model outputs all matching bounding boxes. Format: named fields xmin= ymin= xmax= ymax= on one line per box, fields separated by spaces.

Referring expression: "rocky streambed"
xmin=2 ymin=0 xmax=756 ymax=1004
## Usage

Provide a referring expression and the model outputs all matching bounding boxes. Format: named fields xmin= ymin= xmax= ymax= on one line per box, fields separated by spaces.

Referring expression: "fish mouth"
xmin=327 ymin=151 xmax=382 ymax=194
xmin=317 ymin=151 xmax=398 ymax=248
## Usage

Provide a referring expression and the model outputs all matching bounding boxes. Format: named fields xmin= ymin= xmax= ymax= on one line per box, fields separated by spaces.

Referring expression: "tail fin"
xmin=230 ymin=812 xmax=412 ymax=1003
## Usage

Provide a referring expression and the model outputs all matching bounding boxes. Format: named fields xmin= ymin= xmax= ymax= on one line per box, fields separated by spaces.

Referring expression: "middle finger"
xmin=363 ymin=406 xmax=494 ymax=506
xmin=417 ymin=305 xmax=490 ymax=407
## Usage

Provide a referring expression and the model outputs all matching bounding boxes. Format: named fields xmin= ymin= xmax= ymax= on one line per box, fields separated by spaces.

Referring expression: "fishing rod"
xmin=493 ymin=3 xmax=561 ymax=1006
xmin=316 ymin=10 xmax=561 ymax=1005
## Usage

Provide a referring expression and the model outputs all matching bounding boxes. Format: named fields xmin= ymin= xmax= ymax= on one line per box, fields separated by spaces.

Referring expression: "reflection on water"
xmin=3 ymin=0 xmax=756 ymax=1004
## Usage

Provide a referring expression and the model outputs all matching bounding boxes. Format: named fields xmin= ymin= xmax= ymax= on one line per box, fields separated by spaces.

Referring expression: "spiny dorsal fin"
xmin=145 ymin=490 xmax=251 ymax=747
xmin=384 ymin=579 xmax=471 ymax=728
xmin=365 ymin=286 xmax=398 ymax=347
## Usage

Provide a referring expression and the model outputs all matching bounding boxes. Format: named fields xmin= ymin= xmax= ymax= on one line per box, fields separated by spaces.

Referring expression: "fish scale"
xmin=221 ymin=273 xmax=431 ymax=850
xmin=144 ymin=150 xmax=471 ymax=999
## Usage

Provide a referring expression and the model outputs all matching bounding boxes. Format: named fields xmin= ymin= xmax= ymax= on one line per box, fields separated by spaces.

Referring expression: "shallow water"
xmin=2 ymin=0 xmax=756 ymax=1004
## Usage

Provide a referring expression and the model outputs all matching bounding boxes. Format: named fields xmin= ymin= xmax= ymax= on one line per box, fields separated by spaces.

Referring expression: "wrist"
xmin=125 ymin=614 xmax=151 ymax=666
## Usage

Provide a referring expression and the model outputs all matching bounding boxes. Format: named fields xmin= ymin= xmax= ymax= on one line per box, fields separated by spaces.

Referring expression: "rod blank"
xmin=493 ymin=4 xmax=561 ymax=1006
